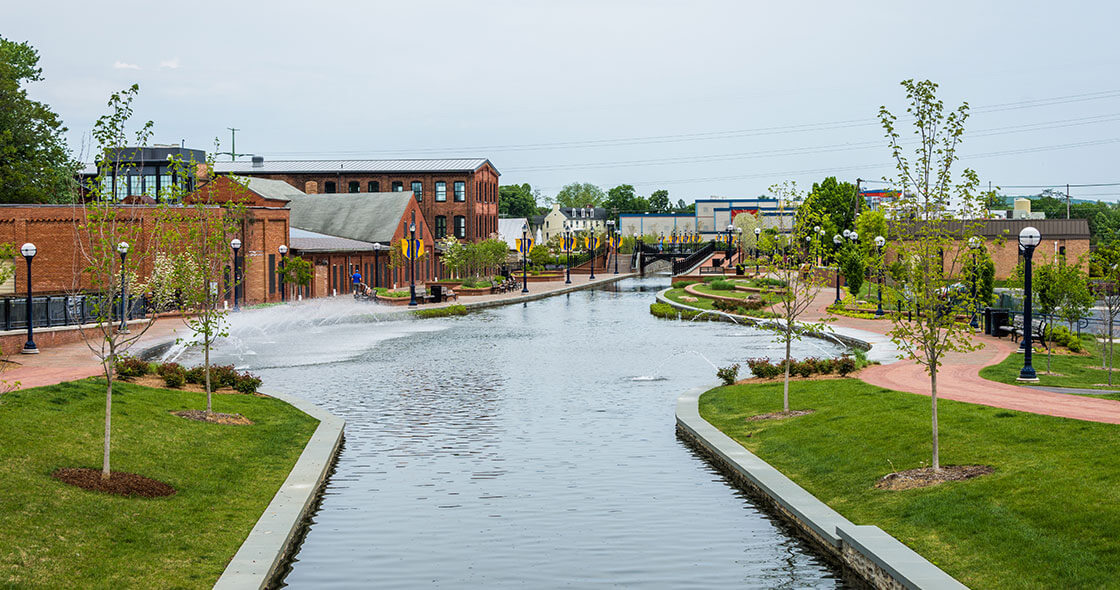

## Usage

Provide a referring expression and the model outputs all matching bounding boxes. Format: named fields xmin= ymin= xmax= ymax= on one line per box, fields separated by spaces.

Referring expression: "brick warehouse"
xmin=0 ymin=203 xmax=289 ymax=307
xmin=215 ymin=158 xmax=500 ymax=243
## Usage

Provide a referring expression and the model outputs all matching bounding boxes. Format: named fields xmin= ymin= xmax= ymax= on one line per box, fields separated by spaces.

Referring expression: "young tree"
xmin=278 ymin=255 xmax=313 ymax=297
xmin=158 ymin=158 xmax=249 ymax=414
xmin=880 ymin=79 xmax=984 ymax=472
xmin=73 ymin=85 xmax=165 ymax=480
xmin=762 ymin=182 xmax=831 ymax=413
xmin=1095 ymin=270 xmax=1120 ymax=385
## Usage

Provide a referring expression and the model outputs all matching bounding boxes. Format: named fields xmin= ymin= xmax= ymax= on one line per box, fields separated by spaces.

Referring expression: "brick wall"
xmin=0 ymin=205 xmax=288 ymax=306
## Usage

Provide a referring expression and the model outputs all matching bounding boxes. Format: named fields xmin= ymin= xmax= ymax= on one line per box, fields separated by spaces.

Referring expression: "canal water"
xmin=196 ymin=277 xmax=850 ymax=588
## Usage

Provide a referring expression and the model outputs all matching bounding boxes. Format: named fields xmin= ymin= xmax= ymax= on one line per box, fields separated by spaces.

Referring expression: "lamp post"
xmin=521 ymin=222 xmax=530 ymax=293
xmin=1018 ymin=226 xmax=1041 ymax=381
xmin=968 ymin=236 xmax=981 ymax=329
xmin=278 ymin=244 xmax=288 ymax=302
xmin=736 ymin=227 xmax=743 ymax=263
xmin=20 ymin=243 xmax=37 ymax=354
xmin=607 ymin=219 xmax=619 ymax=274
xmin=725 ymin=224 xmax=734 ymax=259
xmin=589 ymin=229 xmax=597 ymax=281
xmin=804 ymin=234 xmax=811 ymax=265
xmin=230 ymin=238 xmax=242 ymax=312
xmin=833 ymin=234 xmax=843 ymax=304
xmin=874 ymin=235 xmax=885 ymax=316
xmin=754 ymin=227 xmax=761 ymax=274
xmin=117 ymin=241 xmax=130 ymax=333
xmin=564 ymin=223 xmax=572 ymax=284
xmin=408 ymin=222 xmax=418 ymax=306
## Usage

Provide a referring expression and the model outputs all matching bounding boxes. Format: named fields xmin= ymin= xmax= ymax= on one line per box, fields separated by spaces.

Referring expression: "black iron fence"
xmin=0 ymin=294 xmax=149 ymax=331
xmin=671 ymin=242 xmax=715 ymax=276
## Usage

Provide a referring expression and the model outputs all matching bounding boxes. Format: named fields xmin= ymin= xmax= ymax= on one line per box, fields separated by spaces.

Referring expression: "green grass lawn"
xmin=979 ymin=337 xmax=1120 ymax=397
xmin=699 ymin=378 xmax=1120 ymax=590
xmin=663 ymin=288 xmax=718 ymax=310
xmin=0 ymin=379 xmax=319 ymax=589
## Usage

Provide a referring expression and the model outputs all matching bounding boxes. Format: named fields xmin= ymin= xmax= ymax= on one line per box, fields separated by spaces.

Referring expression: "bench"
xmin=999 ymin=316 xmax=1047 ymax=344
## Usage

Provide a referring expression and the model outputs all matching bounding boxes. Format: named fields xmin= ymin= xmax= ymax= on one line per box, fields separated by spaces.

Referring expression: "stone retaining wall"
xmin=676 ymin=388 xmax=967 ymax=590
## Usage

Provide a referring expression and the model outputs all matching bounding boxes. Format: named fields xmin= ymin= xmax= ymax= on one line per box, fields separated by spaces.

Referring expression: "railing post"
xmin=43 ymin=296 xmax=51 ymax=328
xmin=4 ymin=298 xmax=10 ymax=331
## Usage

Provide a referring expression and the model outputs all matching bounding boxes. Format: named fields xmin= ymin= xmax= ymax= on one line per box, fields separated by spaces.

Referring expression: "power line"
xmin=262 ymin=88 xmax=1120 ymax=158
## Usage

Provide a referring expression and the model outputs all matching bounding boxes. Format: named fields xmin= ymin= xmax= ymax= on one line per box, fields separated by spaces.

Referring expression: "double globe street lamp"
xmin=874 ymin=235 xmax=886 ymax=316
xmin=832 ymin=234 xmax=843 ymax=304
xmin=278 ymin=244 xmax=289 ymax=302
xmin=753 ymin=227 xmax=761 ymax=274
xmin=968 ymin=236 xmax=982 ymax=329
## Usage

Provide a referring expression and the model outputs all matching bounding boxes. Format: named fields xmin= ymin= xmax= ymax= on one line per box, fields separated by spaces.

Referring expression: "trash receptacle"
xmin=430 ymin=285 xmax=443 ymax=303
xmin=989 ymin=309 xmax=1009 ymax=337
xmin=983 ymin=307 xmax=993 ymax=335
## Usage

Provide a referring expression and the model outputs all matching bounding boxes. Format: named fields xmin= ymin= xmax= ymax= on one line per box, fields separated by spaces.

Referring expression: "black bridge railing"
xmin=671 ymin=242 xmax=715 ymax=276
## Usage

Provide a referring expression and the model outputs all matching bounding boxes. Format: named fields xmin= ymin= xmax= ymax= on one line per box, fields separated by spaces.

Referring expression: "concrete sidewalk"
xmin=805 ymin=289 xmax=1120 ymax=425
xmin=0 ymin=272 xmax=635 ymax=391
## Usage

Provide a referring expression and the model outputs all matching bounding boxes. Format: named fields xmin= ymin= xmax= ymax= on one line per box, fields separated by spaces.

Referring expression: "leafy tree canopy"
xmin=554 ymin=182 xmax=605 ymax=208
xmin=499 ymin=183 xmax=539 ymax=218
xmin=648 ymin=189 xmax=670 ymax=212
xmin=0 ymin=36 xmax=76 ymax=203
xmin=801 ymin=176 xmax=862 ymax=237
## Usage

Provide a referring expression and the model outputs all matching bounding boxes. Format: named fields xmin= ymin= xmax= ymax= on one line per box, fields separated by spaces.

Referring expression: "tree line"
xmin=498 ymin=182 xmax=695 ymax=219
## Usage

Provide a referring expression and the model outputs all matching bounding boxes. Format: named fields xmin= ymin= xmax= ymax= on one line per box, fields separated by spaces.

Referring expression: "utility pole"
xmin=1067 ymin=183 xmax=1071 ymax=220
xmin=216 ymin=127 xmax=251 ymax=161
xmin=854 ymin=178 xmax=862 ymax=221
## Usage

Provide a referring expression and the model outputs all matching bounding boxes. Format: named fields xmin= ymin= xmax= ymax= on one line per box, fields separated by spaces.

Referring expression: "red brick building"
xmin=214 ymin=158 xmax=500 ymax=243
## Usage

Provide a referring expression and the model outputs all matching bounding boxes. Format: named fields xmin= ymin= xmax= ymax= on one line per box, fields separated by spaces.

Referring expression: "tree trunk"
xmin=783 ymin=327 xmax=791 ymax=413
xmin=1047 ymin=321 xmax=1052 ymax=374
xmin=1110 ymin=318 xmax=1115 ymax=387
xmin=102 ymin=360 xmax=114 ymax=481
xmin=205 ymin=337 xmax=212 ymax=414
xmin=931 ymin=366 xmax=940 ymax=471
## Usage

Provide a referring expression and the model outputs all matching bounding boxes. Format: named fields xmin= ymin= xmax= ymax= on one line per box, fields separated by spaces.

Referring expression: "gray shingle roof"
xmin=243 ymin=177 xmax=305 ymax=202
xmin=289 ymin=227 xmax=380 ymax=253
xmin=214 ymin=158 xmax=498 ymax=175
xmin=288 ymin=192 xmax=413 ymax=244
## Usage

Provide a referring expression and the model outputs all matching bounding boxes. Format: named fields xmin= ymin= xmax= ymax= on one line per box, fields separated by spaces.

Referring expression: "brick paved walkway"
xmin=804 ymin=289 xmax=1120 ymax=425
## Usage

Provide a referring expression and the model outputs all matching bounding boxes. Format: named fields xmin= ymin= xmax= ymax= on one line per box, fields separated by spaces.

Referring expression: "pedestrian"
xmin=351 ymin=267 xmax=362 ymax=293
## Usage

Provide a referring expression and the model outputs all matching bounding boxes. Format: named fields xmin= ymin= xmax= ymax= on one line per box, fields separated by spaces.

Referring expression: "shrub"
xmin=817 ymin=358 xmax=835 ymax=374
xmin=746 ymin=358 xmax=782 ymax=379
xmin=712 ymin=299 xmax=740 ymax=313
xmin=185 ymin=365 xmax=207 ymax=385
xmin=114 ymin=355 xmax=150 ymax=379
xmin=798 ymin=358 xmax=818 ymax=377
xmin=413 ymin=305 xmax=469 ymax=319
xmin=672 ymin=279 xmax=700 ymax=289
xmin=233 ymin=372 xmax=262 ymax=395
xmin=716 ymin=363 xmax=740 ymax=386
xmin=757 ymin=278 xmax=788 ymax=288
xmin=156 ymin=362 xmax=186 ymax=388
xmin=837 ymin=355 xmax=857 ymax=376
xmin=211 ymin=365 xmax=239 ymax=388
xmin=709 ymin=280 xmax=735 ymax=291
xmin=739 ymin=297 xmax=766 ymax=311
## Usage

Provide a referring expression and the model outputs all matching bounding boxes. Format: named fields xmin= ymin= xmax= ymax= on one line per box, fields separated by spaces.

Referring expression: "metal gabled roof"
xmin=214 ymin=158 xmax=498 ymax=176
xmin=288 ymin=192 xmax=413 ymax=244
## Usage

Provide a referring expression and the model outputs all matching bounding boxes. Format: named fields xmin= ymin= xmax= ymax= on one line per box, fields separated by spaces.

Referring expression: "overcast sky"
xmin=8 ymin=1 xmax=1120 ymax=202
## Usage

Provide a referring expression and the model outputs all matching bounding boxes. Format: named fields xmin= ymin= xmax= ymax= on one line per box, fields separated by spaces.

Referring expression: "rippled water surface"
xmin=196 ymin=278 xmax=850 ymax=588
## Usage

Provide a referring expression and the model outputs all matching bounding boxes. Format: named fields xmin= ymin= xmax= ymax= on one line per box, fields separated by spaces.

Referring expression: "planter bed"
xmin=526 ymin=274 xmax=565 ymax=282
xmin=456 ymin=286 xmax=493 ymax=296
xmin=374 ymin=294 xmax=414 ymax=305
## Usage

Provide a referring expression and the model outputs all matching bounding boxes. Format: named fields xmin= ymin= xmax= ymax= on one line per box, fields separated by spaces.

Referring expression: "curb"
xmin=676 ymin=387 xmax=967 ymax=590
xmin=455 ymin=273 xmax=634 ymax=312
xmin=212 ymin=391 xmax=345 ymax=590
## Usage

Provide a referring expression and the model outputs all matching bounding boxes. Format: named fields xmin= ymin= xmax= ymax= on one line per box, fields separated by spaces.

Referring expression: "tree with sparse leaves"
xmin=880 ymin=79 xmax=985 ymax=472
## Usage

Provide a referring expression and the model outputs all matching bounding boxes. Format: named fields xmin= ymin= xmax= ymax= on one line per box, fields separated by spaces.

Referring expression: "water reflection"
xmin=186 ymin=278 xmax=850 ymax=589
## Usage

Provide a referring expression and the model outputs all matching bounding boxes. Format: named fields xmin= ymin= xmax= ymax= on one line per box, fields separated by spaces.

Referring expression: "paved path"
xmin=1 ymin=272 xmax=635 ymax=392
xmin=803 ymin=288 xmax=1120 ymax=425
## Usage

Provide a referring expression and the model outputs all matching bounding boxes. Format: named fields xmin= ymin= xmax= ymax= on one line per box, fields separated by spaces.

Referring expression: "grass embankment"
xmin=0 ymin=380 xmax=318 ymax=588
xmin=699 ymin=379 xmax=1120 ymax=589
xmin=979 ymin=336 xmax=1120 ymax=398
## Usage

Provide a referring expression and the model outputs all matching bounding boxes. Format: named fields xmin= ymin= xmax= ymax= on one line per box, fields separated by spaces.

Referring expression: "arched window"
xmin=368 ymin=181 xmax=380 ymax=192
xmin=324 ymin=181 xmax=337 ymax=194
xmin=392 ymin=181 xmax=404 ymax=192
xmin=349 ymin=181 xmax=360 ymax=193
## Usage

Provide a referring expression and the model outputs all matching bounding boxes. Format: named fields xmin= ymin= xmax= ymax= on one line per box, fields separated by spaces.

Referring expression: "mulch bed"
xmin=875 ymin=464 xmax=994 ymax=490
xmin=736 ymin=374 xmax=856 ymax=385
xmin=124 ymin=375 xmax=266 ymax=397
xmin=171 ymin=410 xmax=253 ymax=425
xmin=52 ymin=467 xmax=176 ymax=498
xmin=746 ymin=409 xmax=815 ymax=422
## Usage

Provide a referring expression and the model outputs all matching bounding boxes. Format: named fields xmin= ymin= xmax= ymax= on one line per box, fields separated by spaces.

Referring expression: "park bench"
xmin=1000 ymin=315 xmax=1047 ymax=344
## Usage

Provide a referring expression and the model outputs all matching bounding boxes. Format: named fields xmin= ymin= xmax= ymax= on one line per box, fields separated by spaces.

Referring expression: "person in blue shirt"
xmin=351 ymin=268 xmax=362 ymax=292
